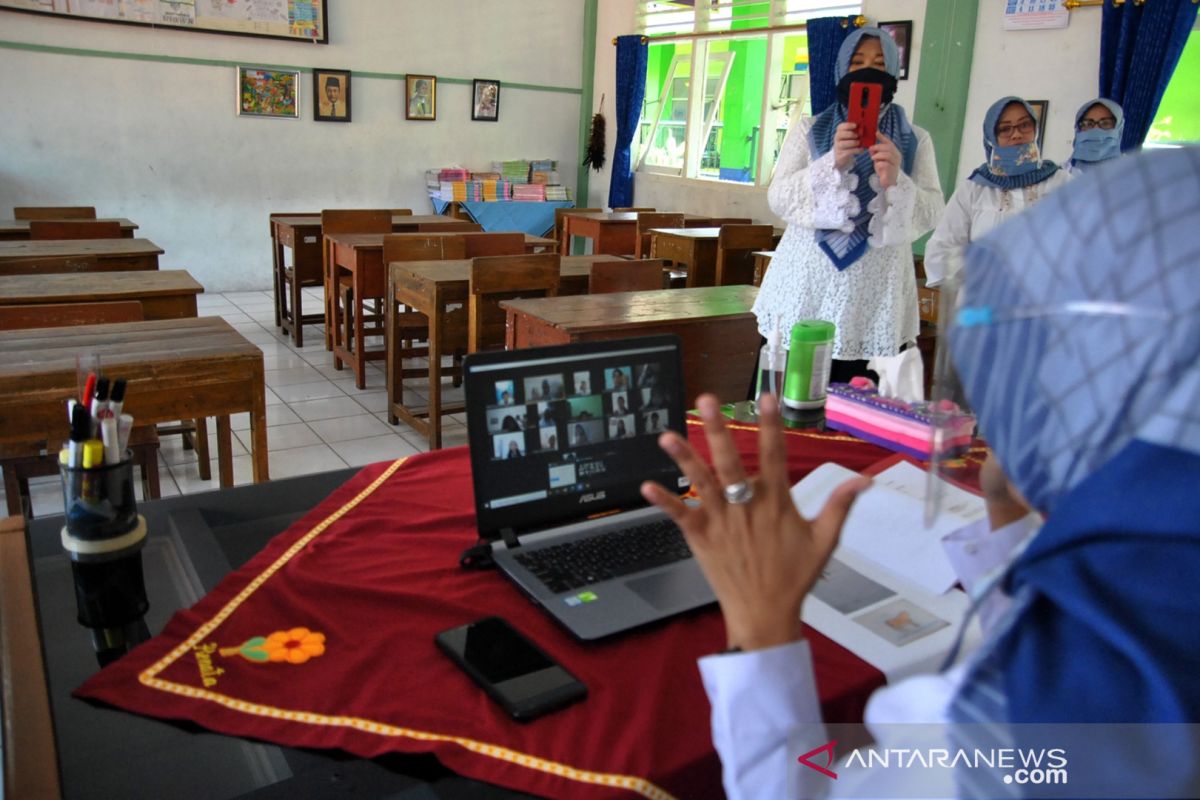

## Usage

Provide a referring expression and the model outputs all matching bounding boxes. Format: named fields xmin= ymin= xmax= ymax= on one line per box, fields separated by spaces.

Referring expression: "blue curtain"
xmin=808 ymin=16 xmax=856 ymax=117
xmin=608 ymin=35 xmax=648 ymax=209
xmin=1099 ymin=0 xmax=1198 ymax=150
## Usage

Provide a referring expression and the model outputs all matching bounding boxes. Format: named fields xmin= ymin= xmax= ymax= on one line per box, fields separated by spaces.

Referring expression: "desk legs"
xmin=271 ymin=230 xmax=284 ymax=329
xmin=216 ymin=415 xmax=234 ymax=487
xmin=427 ymin=300 xmax=444 ymax=450
xmin=249 ymin=365 xmax=270 ymax=483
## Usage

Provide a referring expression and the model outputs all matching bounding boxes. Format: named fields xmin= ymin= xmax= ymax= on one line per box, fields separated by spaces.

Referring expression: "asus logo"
xmin=579 ymin=491 xmax=606 ymax=503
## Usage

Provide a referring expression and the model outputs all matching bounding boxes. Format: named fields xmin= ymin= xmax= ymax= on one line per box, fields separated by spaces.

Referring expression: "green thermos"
xmin=782 ymin=320 xmax=835 ymax=410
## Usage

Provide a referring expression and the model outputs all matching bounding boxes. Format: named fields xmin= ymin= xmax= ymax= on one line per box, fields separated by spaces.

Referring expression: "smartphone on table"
xmin=847 ymin=81 xmax=882 ymax=148
xmin=435 ymin=616 xmax=587 ymax=722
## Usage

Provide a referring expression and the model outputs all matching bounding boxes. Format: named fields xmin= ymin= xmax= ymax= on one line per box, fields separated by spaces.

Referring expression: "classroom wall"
xmin=0 ymin=1 xmax=586 ymax=291
xmin=956 ymin=0 xmax=1102 ymax=185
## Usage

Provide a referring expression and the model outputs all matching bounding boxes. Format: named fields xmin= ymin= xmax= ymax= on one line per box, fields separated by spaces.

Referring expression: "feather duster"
xmin=583 ymin=94 xmax=606 ymax=171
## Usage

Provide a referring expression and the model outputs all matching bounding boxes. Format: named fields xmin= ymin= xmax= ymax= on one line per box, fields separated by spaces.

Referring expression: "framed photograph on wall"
xmin=472 ymin=79 xmax=500 ymax=122
xmin=237 ymin=66 xmax=299 ymax=119
xmin=314 ymin=68 xmax=351 ymax=122
xmin=878 ymin=21 xmax=913 ymax=80
xmin=406 ymin=74 xmax=437 ymax=121
xmin=1027 ymin=99 xmax=1049 ymax=152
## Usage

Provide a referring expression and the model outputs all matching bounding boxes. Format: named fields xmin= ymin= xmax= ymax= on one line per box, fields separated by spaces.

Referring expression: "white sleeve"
xmin=942 ymin=512 xmax=1041 ymax=632
xmin=699 ymin=639 xmax=828 ymax=800
xmin=867 ymin=128 xmax=945 ymax=248
xmin=923 ymin=180 xmax=976 ymax=288
xmin=768 ymin=118 xmax=859 ymax=231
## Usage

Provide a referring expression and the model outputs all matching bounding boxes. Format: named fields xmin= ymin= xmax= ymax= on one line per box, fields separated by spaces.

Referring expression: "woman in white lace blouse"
xmin=754 ymin=27 xmax=944 ymax=381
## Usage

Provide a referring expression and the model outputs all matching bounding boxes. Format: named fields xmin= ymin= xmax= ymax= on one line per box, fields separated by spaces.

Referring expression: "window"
xmin=1147 ymin=27 xmax=1200 ymax=146
xmin=634 ymin=0 xmax=861 ymax=186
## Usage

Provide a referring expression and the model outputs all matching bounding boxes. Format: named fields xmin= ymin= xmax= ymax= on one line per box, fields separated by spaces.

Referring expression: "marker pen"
xmin=69 ymin=404 xmax=92 ymax=468
xmin=106 ymin=378 xmax=127 ymax=419
xmin=91 ymin=377 xmax=111 ymax=419
xmin=81 ymin=440 xmax=104 ymax=503
xmin=117 ymin=414 xmax=134 ymax=454
xmin=100 ymin=416 xmax=121 ymax=465
xmin=81 ymin=372 xmax=97 ymax=414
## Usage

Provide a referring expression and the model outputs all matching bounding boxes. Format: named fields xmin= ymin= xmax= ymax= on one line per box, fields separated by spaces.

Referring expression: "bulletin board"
xmin=0 ymin=0 xmax=328 ymax=44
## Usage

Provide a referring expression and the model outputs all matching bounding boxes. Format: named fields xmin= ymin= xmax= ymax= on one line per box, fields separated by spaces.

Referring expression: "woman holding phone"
xmin=924 ymin=96 xmax=1071 ymax=287
xmin=754 ymin=26 xmax=944 ymax=382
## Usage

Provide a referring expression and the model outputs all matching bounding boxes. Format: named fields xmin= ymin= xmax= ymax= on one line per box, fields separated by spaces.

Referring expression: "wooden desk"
xmin=0 ymin=317 xmax=268 ymax=487
xmin=503 ymin=285 xmax=761 ymax=405
xmin=386 ymin=254 xmax=625 ymax=449
xmin=752 ymin=249 xmax=774 ymax=287
xmin=559 ymin=211 xmax=711 ymax=256
xmin=0 ymin=218 xmax=139 ymax=241
xmin=0 ymin=270 xmax=203 ymax=320
xmin=270 ymin=214 xmax=479 ymax=335
xmin=650 ymin=227 xmax=723 ymax=287
xmin=0 ymin=239 xmax=163 ymax=274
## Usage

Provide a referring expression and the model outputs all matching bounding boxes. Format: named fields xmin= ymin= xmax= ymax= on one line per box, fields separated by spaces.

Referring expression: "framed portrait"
xmin=314 ymin=68 xmax=351 ymax=122
xmin=878 ymin=21 xmax=913 ymax=80
xmin=237 ymin=66 xmax=299 ymax=119
xmin=406 ymin=74 xmax=437 ymax=121
xmin=472 ymin=79 xmax=500 ymax=122
xmin=1027 ymin=99 xmax=1049 ymax=152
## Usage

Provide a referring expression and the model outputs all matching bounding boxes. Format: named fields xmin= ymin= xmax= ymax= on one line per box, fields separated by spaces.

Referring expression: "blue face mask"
xmin=987 ymin=141 xmax=1041 ymax=176
xmin=1072 ymin=128 xmax=1121 ymax=162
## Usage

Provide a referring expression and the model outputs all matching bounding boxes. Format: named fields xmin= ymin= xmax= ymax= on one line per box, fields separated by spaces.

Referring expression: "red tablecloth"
xmin=77 ymin=422 xmax=915 ymax=800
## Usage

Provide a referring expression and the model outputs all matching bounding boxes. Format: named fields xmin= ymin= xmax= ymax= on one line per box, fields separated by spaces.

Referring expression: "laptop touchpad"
xmin=625 ymin=563 xmax=714 ymax=610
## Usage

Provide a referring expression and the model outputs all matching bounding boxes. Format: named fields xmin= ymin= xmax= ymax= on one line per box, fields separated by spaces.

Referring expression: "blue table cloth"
xmin=428 ymin=199 xmax=573 ymax=237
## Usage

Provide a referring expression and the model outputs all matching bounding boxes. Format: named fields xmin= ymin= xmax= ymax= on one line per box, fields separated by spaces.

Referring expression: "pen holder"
xmin=59 ymin=453 xmax=140 ymax=547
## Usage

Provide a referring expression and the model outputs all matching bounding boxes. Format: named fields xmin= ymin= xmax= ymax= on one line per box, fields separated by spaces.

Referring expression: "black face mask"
xmin=837 ymin=68 xmax=898 ymax=107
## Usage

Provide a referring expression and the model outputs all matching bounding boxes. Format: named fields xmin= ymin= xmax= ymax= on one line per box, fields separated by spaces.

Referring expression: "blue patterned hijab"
xmin=808 ymin=27 xmax=918 ymax=271
xmin=947 ymin=149 xmax=1200 ymax=791
xmin=968 ymin=96 xmax=1060 ymax=190
xmin=1068 ymin=97 xmax=1124 ymax=173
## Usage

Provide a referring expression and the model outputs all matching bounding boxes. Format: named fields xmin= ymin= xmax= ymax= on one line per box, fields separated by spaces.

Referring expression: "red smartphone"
xmin=847 ymin=81 xmax=882 ymax=149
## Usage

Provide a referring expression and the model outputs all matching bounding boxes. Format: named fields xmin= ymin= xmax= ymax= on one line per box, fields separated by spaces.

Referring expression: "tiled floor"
xmin=3 ymin=287 xmax=470 ymax=518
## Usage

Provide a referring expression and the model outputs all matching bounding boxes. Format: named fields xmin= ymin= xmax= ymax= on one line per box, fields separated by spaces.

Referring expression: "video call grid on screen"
xmin=467 ymin=342 xmax=679 ymax=513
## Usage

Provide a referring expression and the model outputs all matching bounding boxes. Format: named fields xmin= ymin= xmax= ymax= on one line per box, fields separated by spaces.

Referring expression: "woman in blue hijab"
xmin=924 ymin=96 xmax=1071 ymax=287
xmin=754 ymin=26 xmax=944 ymax=383
xmin=642 ymin=146 xmax=1200 ymax=799
xmin=1066 ymin=97 xmax=1124 ymax=174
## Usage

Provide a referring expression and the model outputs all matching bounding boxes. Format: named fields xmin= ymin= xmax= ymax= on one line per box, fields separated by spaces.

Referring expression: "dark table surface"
xmin=27 ymin=468 xmax=538 ymax=800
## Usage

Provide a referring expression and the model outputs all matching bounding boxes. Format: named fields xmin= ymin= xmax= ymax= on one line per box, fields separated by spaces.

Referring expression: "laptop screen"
xmin=463 ymin=336 xmax=689 ymax=540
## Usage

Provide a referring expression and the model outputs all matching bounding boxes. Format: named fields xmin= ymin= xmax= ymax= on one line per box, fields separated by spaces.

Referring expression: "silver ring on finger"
xmin=722 ymin=480 xmax=755 ymax=505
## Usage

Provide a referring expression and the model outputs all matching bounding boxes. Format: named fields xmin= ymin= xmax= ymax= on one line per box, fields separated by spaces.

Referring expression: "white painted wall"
xmin=956 ymin=0 xmax=1102 ymax=184
xmin=588 ymin=0 xmax=927 ymax=223
xmin=0 ymin=0 xmax=586 ymax=291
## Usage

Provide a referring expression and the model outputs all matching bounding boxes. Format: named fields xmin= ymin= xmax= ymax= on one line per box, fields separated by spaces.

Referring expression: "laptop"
xmin=463 ymin=335 xmax=716 ymax=640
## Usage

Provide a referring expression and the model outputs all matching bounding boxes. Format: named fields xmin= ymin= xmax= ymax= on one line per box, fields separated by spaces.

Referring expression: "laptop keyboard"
xmin=514 ymin=518 xmax=692 ymax=594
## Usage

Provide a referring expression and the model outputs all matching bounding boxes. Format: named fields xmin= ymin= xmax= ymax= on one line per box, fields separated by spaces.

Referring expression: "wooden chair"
xmin=28 ymin=220 xmax=123 ymax=240
xmin=715 ymin=225 xmax=776 ymax=286
xmin=0 ymin=302 xmax=161 ymax=517
xmin=0 ymin=255 xmax=99 ymax=275
xmin=554 ymin=206 xmax=601 ymax=252
xmin=589 ymin=259 xmax=667 ymax=294
xmin=320 ymin=209 xmax=393 ymax=352
xmin=391 ymin=208 xmax=414 ymax=216
xmin=13 ymin=206 xmax=96 ymax=220
xmin=417 ymin=221 xmax=482 ymax=232
xmin=704 ymin=217 xmax=754 ymax=227
xmin=469 ymin=253 xmax=560 ymax=353
xmin=462 ymin=232 xmax=525 ymax=257
xmin=0 ymin=301 xmax=145 ymax=330
xmin=270 ymin=211 xmax=321 ymax=346
xmin=612 ymin=207 xmax=655 ymax=213
xmin=635 ymin=212 xmax=684 ymax=259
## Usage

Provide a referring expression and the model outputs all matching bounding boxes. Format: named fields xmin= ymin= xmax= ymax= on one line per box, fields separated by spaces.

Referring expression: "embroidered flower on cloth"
xmin=264 ymin=628 xmax=327 ymax=664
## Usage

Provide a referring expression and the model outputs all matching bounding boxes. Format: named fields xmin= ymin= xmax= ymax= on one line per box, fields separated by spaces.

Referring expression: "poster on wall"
xmin=0 ymin=0 xmax=329 ymax=43
xmin=1003 ymin=0 xmax=1069 ymax=31
xmin=237 ymin=66 xmax=300 ymax=119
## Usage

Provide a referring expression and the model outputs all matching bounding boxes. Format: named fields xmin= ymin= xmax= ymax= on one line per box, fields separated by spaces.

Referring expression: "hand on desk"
xmin=640 ymin=394 xmax=871 ymax=653
xmin=980 ymin=449 xmax=1033 ymax=531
